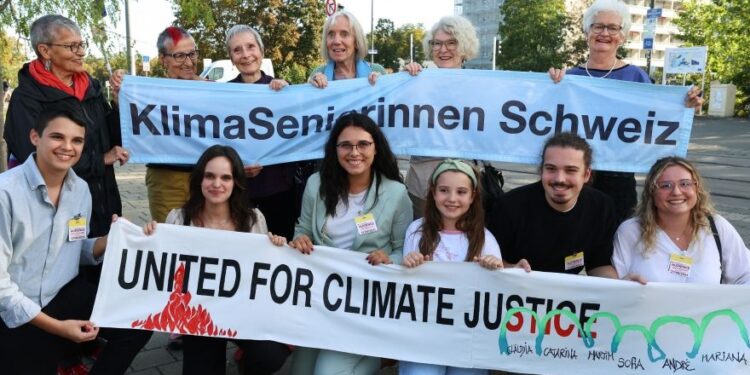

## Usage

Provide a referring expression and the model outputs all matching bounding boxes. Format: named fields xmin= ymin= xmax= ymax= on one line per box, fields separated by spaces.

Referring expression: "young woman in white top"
xmin=613 ymin=156 xmax=750 ymax=284
xmin=143 ymin=145 xmax=288 ymax=375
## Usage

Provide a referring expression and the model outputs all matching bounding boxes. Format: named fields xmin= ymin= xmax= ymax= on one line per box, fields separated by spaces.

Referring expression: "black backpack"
xmin=476 ymin=160 xmax=505 ymax=215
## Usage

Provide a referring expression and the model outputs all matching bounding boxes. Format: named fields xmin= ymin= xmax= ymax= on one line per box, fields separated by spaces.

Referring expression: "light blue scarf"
xmin=322 ymin=59 xmax=373 ymax=81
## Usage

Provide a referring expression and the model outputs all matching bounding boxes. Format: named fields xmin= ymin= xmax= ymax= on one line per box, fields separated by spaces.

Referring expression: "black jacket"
xmin=4 ymin=63 xmax=122 ymax=237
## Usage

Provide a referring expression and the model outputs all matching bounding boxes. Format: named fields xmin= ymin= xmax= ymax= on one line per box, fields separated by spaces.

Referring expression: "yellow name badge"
xmin=564 ymin=251 xmax=585 ymax=271
xmin=668 ymin=253 xmax=694 ymax=277
xmin=68 ymin=216 xmax=87 ymax=241
xmin=354 ymin=213 xmax=378 ymax=235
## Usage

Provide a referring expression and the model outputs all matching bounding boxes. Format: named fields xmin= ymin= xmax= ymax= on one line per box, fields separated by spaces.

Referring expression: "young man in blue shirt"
xmin=0 ymin=109 xmax=150 ymax=374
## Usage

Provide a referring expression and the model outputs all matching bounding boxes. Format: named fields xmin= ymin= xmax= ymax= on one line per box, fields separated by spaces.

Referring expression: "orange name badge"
xmin=68 ymin=216 xmax=87 ymax=241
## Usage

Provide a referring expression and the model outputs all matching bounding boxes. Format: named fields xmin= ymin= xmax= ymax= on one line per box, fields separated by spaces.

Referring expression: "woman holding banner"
xmin=308 ymin=10 xmax=385 ymax=88
xmin=143 ymin=145 xmax=291 ymax=375
xmin=402 ymin=15 xmax=480 ymax=218
xmin=289 ymin=112 xmax=412 ymax=374
xmin=4 ymin=14 xmax=126 ymax=239
xmin=612 ymin=156 xmax=750 ymax=284
xmin=225 ymin=24 xmax=299 ymax=241
xmin=548 ymin=0 xmax=703 ymax=224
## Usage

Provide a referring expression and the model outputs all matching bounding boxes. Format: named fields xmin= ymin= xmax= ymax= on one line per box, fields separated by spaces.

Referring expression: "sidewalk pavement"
xmin=109 ymin=115 xmax=748 ymax=374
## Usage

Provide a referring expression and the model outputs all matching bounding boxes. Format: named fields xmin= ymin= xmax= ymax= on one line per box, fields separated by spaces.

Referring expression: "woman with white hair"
xmin=402 ymin=15 xmax=480 ymax=219
xmin=308 ymin=10 xmax=385 ymax=88
xmin=549 ymin=0 xmax=703 ymax=225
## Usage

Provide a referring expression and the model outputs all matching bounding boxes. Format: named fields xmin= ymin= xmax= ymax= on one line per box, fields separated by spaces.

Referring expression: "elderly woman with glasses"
xmin=308 ymin=10 xmax=385 ymax=88
xmin=4 ymin=14 xmax=128 ymax=238
xmin=612 ymin=156 xmax=750 ymax=284
xmin=548 ymin=0 xmax=703 ymax=225
xmin=402 ymin=15 xmax=480 ymax=218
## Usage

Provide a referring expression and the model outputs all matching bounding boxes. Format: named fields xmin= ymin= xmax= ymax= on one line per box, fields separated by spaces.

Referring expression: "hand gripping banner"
xmin=91 ymin=220 xmax=750 ymax=374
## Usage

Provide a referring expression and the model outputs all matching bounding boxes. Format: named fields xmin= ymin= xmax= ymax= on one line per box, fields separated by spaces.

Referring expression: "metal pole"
xmin=410 ymin=33 xmax=414 ymax=63
xmin=125 ymin=0 xmax=135 ymax=75
xmin=492 ymin=36 xmax=497 ymax=70
xmin=645 ymin=0 xmax=654 ymax=75
xmin=370 ymin=0 xmax=374 ymax=63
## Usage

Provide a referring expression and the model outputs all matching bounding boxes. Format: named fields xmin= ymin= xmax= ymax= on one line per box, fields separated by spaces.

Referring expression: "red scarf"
xmin=29 ymin=59 xmax=90 ymax=101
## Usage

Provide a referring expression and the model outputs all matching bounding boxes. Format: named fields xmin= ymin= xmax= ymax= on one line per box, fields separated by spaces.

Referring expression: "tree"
xmin=496 ymin=0 xmax=573 ymax=72
xmin=0 ymin=30 xmax=26 ymax=87
xmin=674 ymin=0 xmax=750 ymax=115
xmin=367 ymin=19 xmax=425 ymax=71
xmin=173 ymin=0 xmax=324 ymax=83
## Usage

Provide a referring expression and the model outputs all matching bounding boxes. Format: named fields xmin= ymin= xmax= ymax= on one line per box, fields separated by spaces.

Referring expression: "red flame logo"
xmin=131 ymin=263 xmax=237 ymax=337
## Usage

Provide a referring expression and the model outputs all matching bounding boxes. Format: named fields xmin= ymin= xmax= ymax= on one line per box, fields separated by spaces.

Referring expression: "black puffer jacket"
xmin=4 ymin=63 xmax=122 ymax=237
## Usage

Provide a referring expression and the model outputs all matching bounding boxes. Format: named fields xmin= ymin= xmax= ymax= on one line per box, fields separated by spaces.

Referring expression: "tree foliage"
xmin=173 ymin=0 xmax=324 ymax=83
xmin=0 ymin=30 xmax=26 ymax=87
xmin=496 ymin=0 xmax=583 ymax=72
xmin=367 ymin=19 xmax=425 ymax=71
xmin=674 ymin=0 xmax=750 ymax=115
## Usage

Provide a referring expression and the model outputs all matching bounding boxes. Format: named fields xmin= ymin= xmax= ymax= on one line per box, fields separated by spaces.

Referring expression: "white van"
xmin=200 ymin=59 xmax=275 ymax=82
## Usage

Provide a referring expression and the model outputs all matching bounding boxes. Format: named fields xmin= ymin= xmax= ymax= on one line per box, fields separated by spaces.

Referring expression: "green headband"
xmin=430 ymin=159 xmax=478 ymax=187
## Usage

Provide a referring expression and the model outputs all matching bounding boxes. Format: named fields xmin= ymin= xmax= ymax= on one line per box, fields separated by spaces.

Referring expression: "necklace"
xmin=584 ymin=57 xmax=618 ymax=79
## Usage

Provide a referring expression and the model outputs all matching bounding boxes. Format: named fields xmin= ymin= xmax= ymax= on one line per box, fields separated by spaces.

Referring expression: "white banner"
xmin=92 ymin=220 xmax=750 ymax=374
xmin=119 ymin=69 xmax=695 ymax=173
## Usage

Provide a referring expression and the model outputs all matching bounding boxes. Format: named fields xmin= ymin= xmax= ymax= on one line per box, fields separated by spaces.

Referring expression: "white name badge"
xmin=354 ymin=213 xmax=378 ymax=235
xmin=68 ymin=216 xmax=87 ymax=241
xmin=564 ymin=251 xmax=585 ymax=271
xmin=668 ymin=254 xmax=693 ymax=277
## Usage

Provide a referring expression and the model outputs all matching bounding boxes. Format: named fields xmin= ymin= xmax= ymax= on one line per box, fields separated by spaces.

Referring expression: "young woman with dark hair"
xmin=289 ymin=112 xmax=412 ymax=374
xmin=143 ymin=144 xmax=290 ymax=375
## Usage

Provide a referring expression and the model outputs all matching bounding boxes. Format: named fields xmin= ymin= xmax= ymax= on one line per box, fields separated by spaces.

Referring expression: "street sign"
xmin=325 ymin=0 xmax=337 ymax=16
xmin=643 ymin=38 xmax=653 ymax=50
xmin=142 ymin=55 xmax=150 ymax=72
xmin=646 ymin=8 xmax=662 ymax=19
xmin=368 ymin=49 xmax=378 ymax=55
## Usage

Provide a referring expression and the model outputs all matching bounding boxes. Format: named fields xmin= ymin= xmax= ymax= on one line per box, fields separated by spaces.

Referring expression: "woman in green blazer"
xmin=289 ymin=112 xmax=412 ymax=374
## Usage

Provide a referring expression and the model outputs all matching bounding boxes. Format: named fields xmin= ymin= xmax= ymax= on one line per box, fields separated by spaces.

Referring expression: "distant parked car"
xmin=200 ymin=59 xmax=274 ymax=82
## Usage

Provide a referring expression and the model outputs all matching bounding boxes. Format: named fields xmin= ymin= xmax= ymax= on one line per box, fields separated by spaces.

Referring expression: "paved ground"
xmin=112 ymin=115 xmax=749 ymax=374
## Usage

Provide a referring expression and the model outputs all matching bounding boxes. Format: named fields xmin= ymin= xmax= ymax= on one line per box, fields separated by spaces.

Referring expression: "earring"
xmin=44 ymin=59 xmax=51 ymax=71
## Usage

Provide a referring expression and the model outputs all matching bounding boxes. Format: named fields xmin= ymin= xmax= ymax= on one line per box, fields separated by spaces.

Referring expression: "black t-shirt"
xmin=487 ymin=181 xmax=617 ymax=274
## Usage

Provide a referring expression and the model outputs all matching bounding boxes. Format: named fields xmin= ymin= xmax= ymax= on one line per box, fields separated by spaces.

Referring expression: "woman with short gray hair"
xmin=5 ymin=14 xmax=128 ymax=237
xmin=402 ymin=15 xmax=480 ymax=219
xmin=308 ymin=10 xmax=385 ymax=88
xmin=225 ymin=24 xmax=287 ymax=90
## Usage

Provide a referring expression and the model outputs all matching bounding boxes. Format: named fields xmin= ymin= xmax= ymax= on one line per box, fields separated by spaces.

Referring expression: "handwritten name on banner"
xmin=92 ymin=220 xmax=750 ymax=374
xmin=119 ymin=69 xmax=694 ymax=172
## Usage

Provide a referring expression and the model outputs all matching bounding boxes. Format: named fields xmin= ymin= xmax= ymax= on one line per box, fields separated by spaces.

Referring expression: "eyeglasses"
xmin=429 ymin=39 xmax=458 ymax=51
xmin=163 ymin=50 xmax=199 ymax=63
xmin=590 ymin=23 xmax=623 ymax=35
xmin=336 ymin=141 xmax=374 ymax=153
xmin=46 ymin=41 xmax=88 ymax=54
xmin=655 ymin=179 xmax=696 ymax=192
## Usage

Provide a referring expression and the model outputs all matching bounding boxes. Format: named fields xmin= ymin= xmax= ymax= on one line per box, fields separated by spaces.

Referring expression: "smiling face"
xmin=326 ymin=16 xmax=356 ymax=64
xmin=161 ymin=37 xmax=198 ymax=80
xmin=587 ymin=11 xmax=623 ymax=57
xmin=433 ymin=171 xmax=475 ymax=230
xmin=30 ymin=116 xmax=85 ymax=175
xmin=541 ymin=146 xmax=591 ymax=212
xmin=200 ymin=156 xmax=235 ymax=206
xmin=229 ymin=31 xmax=263 ymax=79
xmin=38 ymin=27 xmax=86 ymax=78
xmin=336 ymin=125 xmax=376 ymax=180
xmin=653 ymin=165 xmax=698 ymax=219
xmin=431 ymin=29 xmax=463 ymax=69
